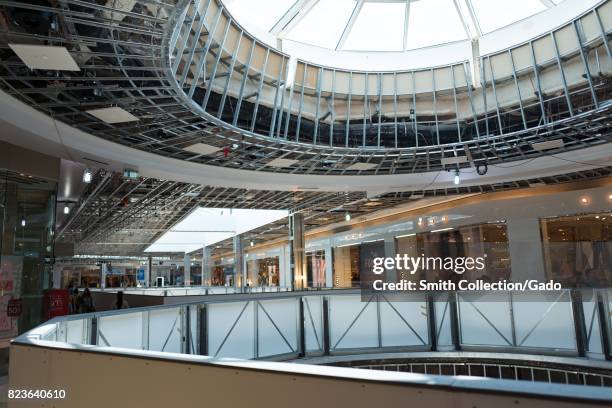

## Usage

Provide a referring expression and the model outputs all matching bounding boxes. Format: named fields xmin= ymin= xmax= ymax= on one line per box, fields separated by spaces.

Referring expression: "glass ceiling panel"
xmin=221 ymin=0 xmax=564 ymax=52
xmin=406 ymin=0 xmax=468 ymax=49
xmin=145 ymin=208 xmax=288 ymax=253
xmin=224 ymin=0 xmax=297 ymax=32
xmin=470 ymin=0 xmax=548 ymax=33
xmin=286 ymin=0 xmax=355 ymax=49
xmin=342 ymin=2 xmax=406 ymax=51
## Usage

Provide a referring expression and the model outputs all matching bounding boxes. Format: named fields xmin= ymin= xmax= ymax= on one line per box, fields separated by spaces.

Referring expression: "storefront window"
xmin=306 ymin=250 xmax=326 ymax=288
xmin=0 ymin=169 xmax=57 ymax=354
xmin=246 ymin=256 xmax=279 ymax=287
xmin=332 ymin=244 xmax=361 ymax=288
xmin=395 ymin=222 xmax=511 ymax=282
xmin=541 ymin=213 xmax=611 ymax=287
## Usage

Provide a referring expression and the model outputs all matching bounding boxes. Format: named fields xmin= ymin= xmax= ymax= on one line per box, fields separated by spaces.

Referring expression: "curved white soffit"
xmin=0 ymin=90 xmax=610 ymax=193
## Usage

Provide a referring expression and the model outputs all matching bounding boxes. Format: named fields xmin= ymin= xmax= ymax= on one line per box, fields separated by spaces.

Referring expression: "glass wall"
xmin=332 ymin=244 xmax=361 ymax=288
xmin=246 ymin=256 xmax=280 ymax=287
xmin=306 ymin=250 xmax=326 ymax=288
xmin=0 ymin=168 xmax=56 ymax=373
xmin=395 ymin=222 xmax=511 ymax=283
xmin=541 ymin=213 xmax=612 ymax=287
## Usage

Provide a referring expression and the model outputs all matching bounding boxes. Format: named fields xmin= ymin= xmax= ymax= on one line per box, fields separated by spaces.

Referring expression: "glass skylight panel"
xmin=145 ymin=207 xmax=288 ymax=253
xmin=342 ymin=2 xmax=406 ymax=51
xmin=406 ymin=0 xmax=468 ymax=49
xmin=224 ymin=0 xmax=296 ymax=32
xmin=286 ymin=0 xmax=355 ymax=49
xmin=470 ymin=0 xmax=547 ymax=33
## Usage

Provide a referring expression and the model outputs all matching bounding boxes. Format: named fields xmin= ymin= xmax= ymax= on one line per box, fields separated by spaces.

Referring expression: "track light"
xmin=63 ymin=205 xmax=70 ymax=215
xmin=83 ymin=169 xmax=92 ymax=183
xmin=453 ymin=170 xmax=460 ymax=185
xmin=21 ymin=217 xmax=26 ymax=227
xmin=345 ymin=212 xmax=351 ymax=222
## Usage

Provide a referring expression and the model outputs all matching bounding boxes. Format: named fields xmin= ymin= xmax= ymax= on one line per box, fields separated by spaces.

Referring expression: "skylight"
xmin=145 ymin=207 xmax=288 ymax=253
xmin=223 ymin=0 xmax=563 ymax=52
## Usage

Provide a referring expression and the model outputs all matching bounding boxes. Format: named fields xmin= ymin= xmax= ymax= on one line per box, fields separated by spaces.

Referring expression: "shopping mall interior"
xmin=0 ymin=0 xmax=611 ymax=406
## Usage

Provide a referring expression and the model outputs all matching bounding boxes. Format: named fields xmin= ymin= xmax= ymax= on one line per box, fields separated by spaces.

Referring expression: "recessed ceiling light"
xmin=184 ymin=143 xmax=222 ymax=156
xmin=345 ymin=162 xmax=377 ymax=171
xmin=86 ymin=107 xmax=138 ymax=124
xmin=266 ymin=158 xmax=299 ymax=168
xmin=9 ymin=44 xmax=80 ymax=71
xmin=532 ymin=139 xmax=564 ymax=151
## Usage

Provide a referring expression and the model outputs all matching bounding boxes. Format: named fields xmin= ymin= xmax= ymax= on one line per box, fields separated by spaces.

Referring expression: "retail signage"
xmin=6 ymin=298 xmax=22 ymax=317
xmin=137 ymin=268 xmax=145 ymax=281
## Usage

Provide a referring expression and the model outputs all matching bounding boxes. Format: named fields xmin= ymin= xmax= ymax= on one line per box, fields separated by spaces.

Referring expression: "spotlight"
xmin=63 ymin=205 xmax=70 ymax=215
xmin=607 ymin=193 xmax=612 ymax=201
xmin=453 ymin=170 xmax=460 ymax=185
xmin=250 ymin=241 xmax=254 ymax=247
xmin=579 ymin=196 xmax=591 ymax=206
xmin=83 ymin=169 xmax=92 ymax=183
xmin=345 ymin=212 xmax=351 ymax=222
xmin=21 ymin=217 xmax=26 ymax=227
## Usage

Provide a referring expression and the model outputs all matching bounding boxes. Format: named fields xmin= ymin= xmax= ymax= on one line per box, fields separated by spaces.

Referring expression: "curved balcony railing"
xmin=18 ymin=289 xmax=612 ymax=361
xmin=168 ymin=0 xmax=611 ymax=172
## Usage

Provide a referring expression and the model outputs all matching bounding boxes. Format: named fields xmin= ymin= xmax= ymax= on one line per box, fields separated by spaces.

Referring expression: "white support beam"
xmin=539 ymin=0 xmax=556 ymax=8
xmin=403 ymin=0 xmax=411 ymax=51
xmin=270 ymin=0 xmax=319 ymax=38
xmin=336 ymin=0 xmax=365 ymax=51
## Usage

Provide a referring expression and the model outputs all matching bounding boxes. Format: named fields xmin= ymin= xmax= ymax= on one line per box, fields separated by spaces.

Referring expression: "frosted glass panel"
xmin=434 ymin=300 xmax=453 ymax=347
xmin=458 ymin=293 xmax=513 ymax=346
xmin=512 ymin=292 xmax=575 ymax=350
xmin=208 ymin=301 xmax=254 ymax=359
xmin=379 ymin=299 xmax=428 ymax=347
xmin=582 ymin=299 xmax=603 ymax=355
xmin=98 ymin=312 xmax=143 ymax=349
xmin=66 ymin=319 xmax=86 ymax=344
xmin=148 ymin=308 xmax=182 ymax=353
xmin=257 ymin=298 xmax=298 ymax=357
xmin=303 ymin=297 xmax=323 ymax=352
xmin=329 ymin=295 xmax=378 ymax=350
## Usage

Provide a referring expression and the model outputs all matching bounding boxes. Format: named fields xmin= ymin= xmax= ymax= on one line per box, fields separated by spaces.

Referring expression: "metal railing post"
xmin=89 ymin=316 xmax=98 ymax=346
xmin=299 ymin=297 xmax=306 ymax=357
xmin=199 ymin=304 xmax=208 ymax=355
xmin=184 ymin=305 xmax=191 ymax=354
xmin=427 ymin=293 xmax=437 ymax=352
xmin=595 ymin=291 xmax=611 ymax=360
xmin=571 ymin=289 xmax=587 ymax=357
xmin=449 ymin=292 xmax=461 ymax=351
xmin=323 ymin=296 xmax=330 ymax=355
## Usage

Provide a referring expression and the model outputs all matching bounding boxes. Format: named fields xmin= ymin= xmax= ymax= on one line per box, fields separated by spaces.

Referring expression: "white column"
xmin=100 ymin=263 xmax=107 ymax=288
xmin=324 ymin=243 xmax=333 ymax=288
xmin=384 ymin=235 xmax=397 ymax=283
xmin=183 ymin=253 xmax=191 ymax=287
xmin=506 ymin=217 xmax=547 ymax=282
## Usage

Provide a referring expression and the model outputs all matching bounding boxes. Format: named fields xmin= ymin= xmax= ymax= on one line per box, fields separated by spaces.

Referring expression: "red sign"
xmin=43 ymin=289 xmax=69 ymax=320
xmin=6 ymin=298 xmax=22 ymax=317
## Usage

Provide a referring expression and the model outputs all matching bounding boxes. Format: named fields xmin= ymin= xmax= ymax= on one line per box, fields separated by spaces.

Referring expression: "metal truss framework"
xmin=57 ymin=166 xmax=611 ymax=256
xmin=0 ymin=0 xmax=608 ymax=178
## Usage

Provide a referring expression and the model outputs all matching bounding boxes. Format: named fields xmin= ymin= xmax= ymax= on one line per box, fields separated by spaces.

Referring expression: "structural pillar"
xmin=506 ymin=217 xmax=547 ymax=282
xmin=384 ymin=235 xmax=397 ymax=283
xmin=183 ymin=253 xmax=191 ymax=287
xmin=202 ymin=246 xmax=212 ymax=286
xmin=233 ymin=235 xmax=244 ymax=289
xmin=100 ymin=263 xmax=107 ymax=288
xmin=324 ymin=243 xmax=333 ymax=288
xmin=146 ymin=255 xmax=152 ymax=288
xmin=289 ymin=213 xmax=306 ymax=290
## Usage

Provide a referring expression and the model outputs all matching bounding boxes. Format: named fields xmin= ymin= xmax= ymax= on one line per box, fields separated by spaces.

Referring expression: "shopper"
xmin=77 ymin=288 xmax=96 ymax=313
xmin=111 ymin=291 xmax=129 ymax=310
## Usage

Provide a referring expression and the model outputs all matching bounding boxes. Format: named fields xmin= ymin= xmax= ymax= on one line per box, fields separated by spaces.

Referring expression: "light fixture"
xmin=345 ymin=212 xmax=351 ymax=222
xmin=579 ymin=196 xmax=591 ymax=206
xmin=453 ymin=170 xmax=460 ymax=185
xmin=64 ymin=205 xmax=70 ymax=215
xmin=21 ymin=217 xmax=26 ymax=227
xmin=86 ymin=106 xmax=138 ymax=124
xmin=83 ymin=169 xmax=92 ymax=183
xmin=250 ymin=241 xmax=254 ymax=247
